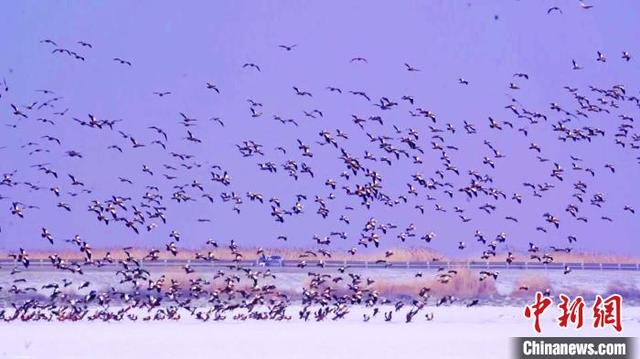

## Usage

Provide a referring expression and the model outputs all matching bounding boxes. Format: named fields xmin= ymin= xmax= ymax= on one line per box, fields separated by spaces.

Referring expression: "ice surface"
xmin=1 ymin=305 xmax=638 ymax=359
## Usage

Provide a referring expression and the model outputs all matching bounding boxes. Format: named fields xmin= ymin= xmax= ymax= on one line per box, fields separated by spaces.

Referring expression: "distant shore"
xmin=2 ymin=246 xmax=638 ymax=264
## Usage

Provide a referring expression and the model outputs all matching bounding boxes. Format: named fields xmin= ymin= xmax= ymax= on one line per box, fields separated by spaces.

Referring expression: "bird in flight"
xmin=622 ymin=51 xmax=631 ymax=61
xmin=113 ymin=57 xmax=132 ymax=66
xmin=547 ymin=6 xmax=562 ymax=14
xmin=404 ymin=63 xmax=420 ymax=72
xmin=278 ymin=44 xmax=297 ymax=51
xmin=243 ymin=63 xmax=261 ymax=71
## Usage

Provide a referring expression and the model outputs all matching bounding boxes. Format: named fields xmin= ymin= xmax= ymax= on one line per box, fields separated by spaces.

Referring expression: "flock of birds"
xmin=0 ymin=3 xmax=638 ymax=323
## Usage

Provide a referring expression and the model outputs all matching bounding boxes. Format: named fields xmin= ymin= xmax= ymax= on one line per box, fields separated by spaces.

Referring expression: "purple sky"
xmin=0 ymin=1 xmax=639 ymax=257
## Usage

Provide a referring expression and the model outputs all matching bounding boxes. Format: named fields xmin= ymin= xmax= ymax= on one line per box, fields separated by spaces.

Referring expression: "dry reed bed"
xmin=4 ymin=247 xmax=638 ymax=264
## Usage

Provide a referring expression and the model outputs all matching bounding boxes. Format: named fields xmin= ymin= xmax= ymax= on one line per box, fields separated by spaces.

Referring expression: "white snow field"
xmin=1 ymin=305 xmax=638 ymax=359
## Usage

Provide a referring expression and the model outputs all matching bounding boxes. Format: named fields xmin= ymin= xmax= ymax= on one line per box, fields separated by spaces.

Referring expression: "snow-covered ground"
xmin=1 ymin=305 xmax=638 ymax=359
xmin=2 ymin=268 xmax=638 ymax=358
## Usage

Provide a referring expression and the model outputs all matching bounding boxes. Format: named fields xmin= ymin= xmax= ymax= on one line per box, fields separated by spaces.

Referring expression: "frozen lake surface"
xmin=1 ymin=268 xmax=638 ymax=358
xmin=1 ymin=305 xmax=638 ymax=359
